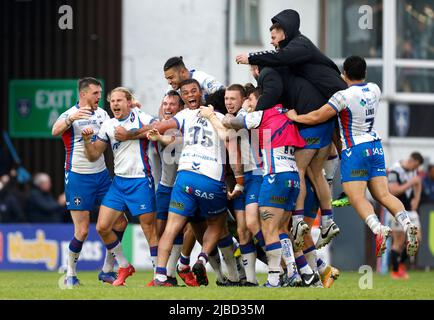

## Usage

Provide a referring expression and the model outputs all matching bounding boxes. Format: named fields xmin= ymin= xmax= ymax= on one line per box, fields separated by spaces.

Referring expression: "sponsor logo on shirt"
xmin=170 ymin=201 xmax=184 ymax=211
xmin=351 ymin=169 xmax=368 ymax=177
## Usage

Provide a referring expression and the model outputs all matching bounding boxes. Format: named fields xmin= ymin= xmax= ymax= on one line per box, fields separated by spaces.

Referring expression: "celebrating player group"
xmin=52 ymin=9 xmax=420 ymax=289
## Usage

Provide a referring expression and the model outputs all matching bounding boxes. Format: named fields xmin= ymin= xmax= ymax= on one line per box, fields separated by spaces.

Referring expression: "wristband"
xmin=235 ymin=175 xmax=244 ymax=186
xmin=234 ymin=184 xmax=244 ymax=193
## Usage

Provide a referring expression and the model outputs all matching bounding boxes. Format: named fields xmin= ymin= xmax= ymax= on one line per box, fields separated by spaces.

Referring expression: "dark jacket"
xmin=26 ymin=187 xmax=64 ymax=223
xmin=256 ymin=66 xmax=332 ymax=129
xmin=248 ymin=9 xmax=347 ymax=99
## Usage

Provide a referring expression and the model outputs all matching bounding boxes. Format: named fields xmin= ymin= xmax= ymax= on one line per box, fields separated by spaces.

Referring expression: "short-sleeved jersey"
xmin=59 ymin=104 xmax=110 ymax=174
xmin=166 ymin=69 xmax=224 ymax=101
xmin=236 ymin=109 xmax=262 ymax=173
xmin=158 ymin=128 xmax=182 ymax=188
xmin=173 ymin=108 xmax=226 ymax=182
xmin=328 ymin=83 xmax=381 ymax=150
xmin=388 ymin=161 xmax=417 ymax=210
xmin=97 ymin=108 xmax=156 ymax=178
xmin=244 ymin=107 xmax=300 ymax=175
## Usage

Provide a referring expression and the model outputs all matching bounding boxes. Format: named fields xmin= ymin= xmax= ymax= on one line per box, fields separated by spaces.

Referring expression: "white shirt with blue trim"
xmin=328 ymin=82 xmax=382 ymax=150
xmin=97 ymin=108 xmax=156 ymax=178
xmin=173 ymin=108 xmax=227 ymax=182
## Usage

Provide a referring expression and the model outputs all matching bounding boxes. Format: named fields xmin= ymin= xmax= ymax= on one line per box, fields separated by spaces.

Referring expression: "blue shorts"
xmin=304 ymin=177 xmax=319 ymax=219
xmin=169 ymin=171 xmax=227 ymax=219
xmin=233 ymin=171 xmax=263 ymax=211
xmin=299 ymin=120 xmax=333 ymax=149
xmin=341 ymin=140 xmax=387 ymax=183
xmin=65 ymin=169 xmax=111 ymax=211
xmin=102 ymin=175 xmax=156 ymax=216
xmin=258 ymin=172 xmax=300 ymax=211
xmin=156 ymin=183 xmax=173 ymax=220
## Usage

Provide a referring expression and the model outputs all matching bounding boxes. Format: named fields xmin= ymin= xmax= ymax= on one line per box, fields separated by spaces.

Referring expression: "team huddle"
xmin=52 ymin=9 xmax=420 ymax=289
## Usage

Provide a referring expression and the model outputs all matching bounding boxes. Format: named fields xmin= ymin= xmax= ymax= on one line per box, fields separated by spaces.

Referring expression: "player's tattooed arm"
xmin=226 ymin=138 xmax=244 ymax=200
xmin=220 ymin=113 xmax=245 ymax=130
xmin=81 ymin=128 xmax=107 ymax=161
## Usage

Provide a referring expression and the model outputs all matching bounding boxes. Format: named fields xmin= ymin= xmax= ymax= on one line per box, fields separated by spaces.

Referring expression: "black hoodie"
xmin=248 ymin=9 xmax=347 ymax=99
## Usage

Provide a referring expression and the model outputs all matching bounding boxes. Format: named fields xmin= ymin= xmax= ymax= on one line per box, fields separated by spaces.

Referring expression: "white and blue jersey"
xmin=156 ymin=129 xmax=182 ymax=220
xmin=97 ymin=108 xmax=156 ymax=178
xmin=168 ymin=109 xmax=228 ymax=219
xmin=328 ymin=83 xmax=381 ymax=150
xmin=233 ymin=109 xmax=263 ymax=211
xmin=329 ymin=83 xmax=387 ymax=182
xmin=58 ymin=104 xmax=111 ymax=211
xmin=166 ymin=69 xmax=224 ymax=101
xmin=59 ymin=104 xmax=110 ymax=174
xmin=173 ymin=108 xmax=227 ymax=182
xmin=97 ymin=108 xmax=157 ymax=215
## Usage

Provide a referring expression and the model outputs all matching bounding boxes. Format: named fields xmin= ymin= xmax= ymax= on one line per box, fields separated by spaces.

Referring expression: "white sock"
xmin=167 ymin=244 xmax=182 ymax=277
xmin=102 ymin=249 xmax=115 ymax=273
xmin=239 ymin=242 xmax=257 ymax=284
xmin=303 ymin=246 xmax=318 ymax=272
xmin=219 ymin=245 xmax=240 ymax=282
xmin=108 ymin=242 xmax=129 ymax=268
xmin=365 ymin=214 xmax=382 ymax=234
xmin=279 ymin=234 xmax=297 ymax=275
xmin=395 ymin=211 xmax=411 ymax=232
xmin=265 ymin=245 xmax=282 ymax=286
xmin=317 ymin=258 xmax=328 ymax=275
xmin=67 ymin=251 xmax=80 ymax=277
xmin=208 ymin=253 xmax=225 ymax=283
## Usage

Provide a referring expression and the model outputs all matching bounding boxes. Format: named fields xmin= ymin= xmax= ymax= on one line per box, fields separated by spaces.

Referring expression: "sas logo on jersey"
xmin=73 ymin=197 xmax=82 ymax=206
xmin=286 ymin=179 xmax=300 ymax=189
xmin=363 ymin=148 xmax=383 ymax=157
xmin=192 ymin=162 xmax=201 ymax=170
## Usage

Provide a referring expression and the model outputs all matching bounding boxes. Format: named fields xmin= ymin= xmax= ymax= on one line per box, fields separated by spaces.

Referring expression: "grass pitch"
xmin=0 ymin=270 xmax=433 ymax=300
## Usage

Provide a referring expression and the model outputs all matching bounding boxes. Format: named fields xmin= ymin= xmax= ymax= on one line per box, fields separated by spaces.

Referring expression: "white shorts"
xmin=387 ymin=210 xmax=421 ymax=232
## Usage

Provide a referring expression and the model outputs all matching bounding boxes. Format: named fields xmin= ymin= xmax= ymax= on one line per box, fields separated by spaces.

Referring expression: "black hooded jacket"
xmin=256 ymin=66 xmax=332 ymax=130
xmin=248 ymin=9 xmax=347 ymax=99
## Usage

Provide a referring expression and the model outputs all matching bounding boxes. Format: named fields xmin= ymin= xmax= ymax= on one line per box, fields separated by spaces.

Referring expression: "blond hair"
xmin=107 ymin=87 xmax=135 ymax=102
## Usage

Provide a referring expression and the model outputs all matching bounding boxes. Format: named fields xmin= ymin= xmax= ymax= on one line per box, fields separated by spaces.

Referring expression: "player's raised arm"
xmin=81 ymin=127 xmax=107 ymax=162
xmin=286 ymin=103 xmax=337 ymax=125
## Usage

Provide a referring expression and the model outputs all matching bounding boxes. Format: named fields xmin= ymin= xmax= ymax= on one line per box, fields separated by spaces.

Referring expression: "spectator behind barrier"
xmin=0 ymin=171 xmax=26 ymax=223
xmin=25 ymin=172 xmax=66 ymax=223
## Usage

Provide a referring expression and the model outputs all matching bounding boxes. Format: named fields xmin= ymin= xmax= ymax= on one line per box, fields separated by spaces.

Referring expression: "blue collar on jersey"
xmin=351 ymin=83 xmax=367 ymax=87
xmin=118 ymin=111 xmax=132 ymax=122
xmin=189 ymin=69 xmax=195 ymax=78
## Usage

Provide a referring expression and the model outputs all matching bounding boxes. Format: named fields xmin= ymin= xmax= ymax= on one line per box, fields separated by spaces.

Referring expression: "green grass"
xmin=0 ymin=270 xmax=433 ymax=300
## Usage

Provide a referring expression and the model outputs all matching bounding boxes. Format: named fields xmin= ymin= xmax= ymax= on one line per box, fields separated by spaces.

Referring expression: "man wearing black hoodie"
xmin=236 ymin=9 xmax=347 ymax=100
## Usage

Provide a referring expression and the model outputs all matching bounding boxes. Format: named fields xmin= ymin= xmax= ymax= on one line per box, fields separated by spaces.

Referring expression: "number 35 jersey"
xmin=173 ymin=108 xmax=226 ymax=182
xmin=327 ymin=83 xmax=382 ymax=150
